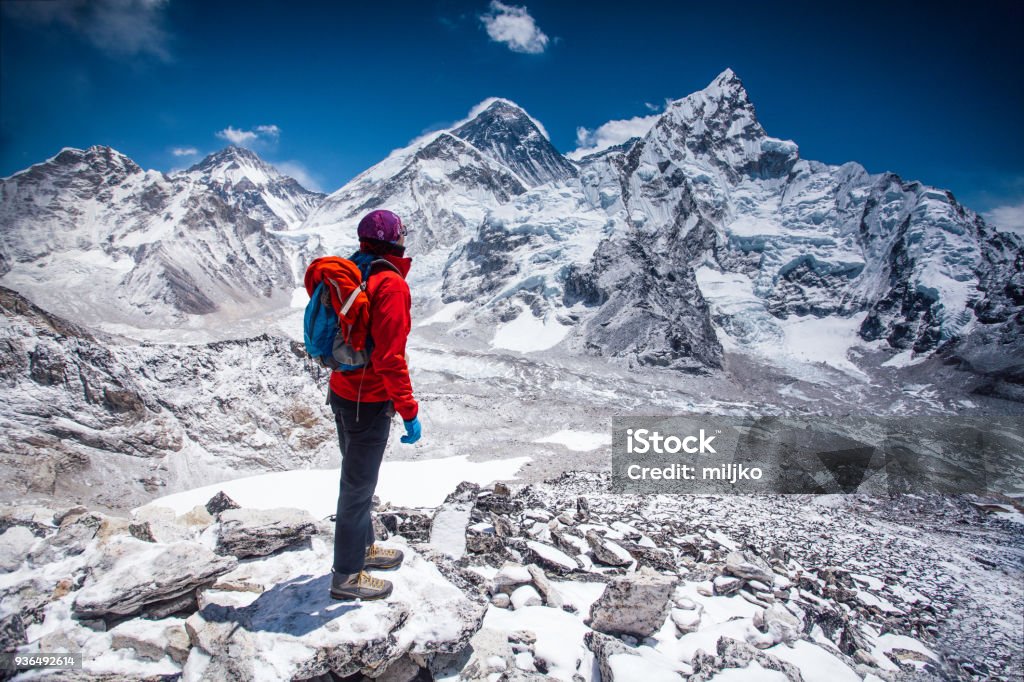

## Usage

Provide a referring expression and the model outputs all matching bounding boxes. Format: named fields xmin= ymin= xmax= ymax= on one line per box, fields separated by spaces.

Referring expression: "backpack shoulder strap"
xmin=369 ymin=258 xmax=402 ymax=275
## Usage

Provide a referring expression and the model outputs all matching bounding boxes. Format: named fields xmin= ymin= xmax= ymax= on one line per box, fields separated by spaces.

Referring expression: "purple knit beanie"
xmin=357 ymin=209 xmax=406 ymax=243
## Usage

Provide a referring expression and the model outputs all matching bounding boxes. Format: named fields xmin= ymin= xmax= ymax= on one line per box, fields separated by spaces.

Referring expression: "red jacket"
xmin=329 ymin=254 xmax=418 ymax=421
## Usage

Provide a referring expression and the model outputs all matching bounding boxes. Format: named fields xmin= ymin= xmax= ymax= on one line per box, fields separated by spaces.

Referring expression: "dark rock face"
xmin=572 ymin=229 xmax=724 ymax=371
xmin=205 ymin=491 xmax=242 ymax=517
xmin=452 ymin=100 xmax=578 ymax=187
xmin=441 ymin=219 xmax=531 ymax=303
xmin=379 ymin=508 xmax=434 ymax=543
xmin=0 ymin=612 xmax=26 ymax=653
xmin=415 ymin=134 xmax=527 ymax=203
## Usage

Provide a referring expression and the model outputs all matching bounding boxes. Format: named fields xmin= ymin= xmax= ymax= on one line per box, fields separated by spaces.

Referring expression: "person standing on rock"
xmin=329 ymin=209 xmax=422 ymax=601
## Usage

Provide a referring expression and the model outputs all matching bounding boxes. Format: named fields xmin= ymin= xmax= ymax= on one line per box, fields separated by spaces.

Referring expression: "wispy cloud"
xmin=983 ymin=201 xmax=1024 ymax=236
xmin=480 ymin=1 xmax=549 ymax=54
xmin=216 ymin=124 xmax=280 ymax=147
xmin=2 ymin=0 xmax=172 ymax=60
xmin=569 ymin=114 xmax=660 ymax=159
xmin=275 ymin=161 xmax=323 ymax=193
xmin=171 ymin=146 xmax=198 ymax=157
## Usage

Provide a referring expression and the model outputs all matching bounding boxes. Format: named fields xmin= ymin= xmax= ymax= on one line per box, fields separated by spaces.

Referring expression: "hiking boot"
xmin=330 ymin=570 xmax=392 ymax=601
xmin=364 ymin=544 xmax=404 ymax=570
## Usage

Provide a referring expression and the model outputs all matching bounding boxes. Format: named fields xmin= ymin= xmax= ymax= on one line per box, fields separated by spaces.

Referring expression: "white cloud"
xmin=983 ymin=202 xmax=1024 ymax=236
xmin=171 ymin=146 xmax=198 ymax=157
xmin=254 ymin=124 xmax=280 ymax=139
xmin=275 ymin=161 xmax=323 ymax=193
xmin=216 ymin=124 xmax=279 ymax=147
xmin=480 ymin=1 xmax=549 ymax=54
xmin=2 ymin=0 xmax=171 ymax=60
xmin=568 ymin=114 xmax=660 ymax=160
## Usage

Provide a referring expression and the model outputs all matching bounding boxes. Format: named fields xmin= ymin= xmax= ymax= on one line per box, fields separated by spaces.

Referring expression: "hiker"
xmin=326 ymin=209 xmax=421 ymax=601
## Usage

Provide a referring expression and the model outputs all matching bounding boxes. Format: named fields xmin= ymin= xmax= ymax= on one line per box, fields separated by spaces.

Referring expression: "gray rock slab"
xmin=215 ymin=508 xmax=318 ymax=559
xmin=588 ymin=566 xmax=678 ymax=638
xmin=72 ymin=538 xmax=236 ymax=620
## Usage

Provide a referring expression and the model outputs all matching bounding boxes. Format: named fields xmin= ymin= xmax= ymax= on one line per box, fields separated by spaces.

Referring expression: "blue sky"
xmin=2 ymin=0 xmax=1022 ymax=228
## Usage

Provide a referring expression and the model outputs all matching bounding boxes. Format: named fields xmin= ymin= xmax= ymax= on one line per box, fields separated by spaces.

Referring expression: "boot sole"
xmin=363 ymin=558 xmax=403 ymax=570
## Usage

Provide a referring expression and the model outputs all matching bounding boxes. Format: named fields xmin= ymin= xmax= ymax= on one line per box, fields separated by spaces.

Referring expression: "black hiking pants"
xmin=329 ymin=391 xmax=394 ymax=575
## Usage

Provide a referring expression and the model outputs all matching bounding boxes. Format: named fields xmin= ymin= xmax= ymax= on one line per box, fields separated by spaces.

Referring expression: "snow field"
xmin=143 ymin=455 xmax=531 ymax=517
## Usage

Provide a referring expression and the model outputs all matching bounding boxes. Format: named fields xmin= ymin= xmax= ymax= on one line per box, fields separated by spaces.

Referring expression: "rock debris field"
xmin=0 ymin=472 xmax=1021 ymax=681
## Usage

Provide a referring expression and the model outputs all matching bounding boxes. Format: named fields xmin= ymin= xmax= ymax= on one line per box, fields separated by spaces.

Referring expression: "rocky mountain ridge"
xmin=0 ymin=145 xmax=322 ymax=331
xmin=2 ymin=72 xmax=1020 ymax=379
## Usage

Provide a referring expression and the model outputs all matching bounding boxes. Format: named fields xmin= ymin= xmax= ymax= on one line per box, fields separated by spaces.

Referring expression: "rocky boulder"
xmin=588 ymin=567 xmax=679 ymax=638
xmin=748 ymin=604 xmax=803 ymax=648
xmin=109 ymin=616 xmax=190 ymax=664
xmin=215 ymin=508 xmax=318 ymax=559
xmin=585 ymin=630 xmax=683 ymax=681
xmin=724 ymin=550 xmax=774 ymax=585
xmin=205 ymin=491 xmax=241 ymax=517
xmin=72 ymin=538 xmax=237 ymax=621
xmin=0 ymin=612 xmax=26 ymax=653
xmin=0 ymin=505 xmax=56 ymax=536
xmin=690 ymin=637 xmax=805 ymax=682
xmin=519 ymin=540 xmax=578 ymax=574
xmin=586 ymin=530 xmax=633 ymax=567
xmin=378 ymin=507 xmax=434 ymax=542
xmin=0 ymin=526 xmax=36 ymax=572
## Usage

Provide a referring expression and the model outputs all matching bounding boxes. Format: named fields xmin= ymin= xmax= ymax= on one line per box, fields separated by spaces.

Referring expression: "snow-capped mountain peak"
xmin=3 ymin=71 xmax=1020 ymax=382
xmin=175 ymin=146 xmax=323 ymax=230
xmin=647 ymin=68 xmax=791 ymax=178
xmin=185 ymin=146 xmax=282 ymax=187
xmin=2 ymin=145 xmax=144 ymax=186
xmin=452 ymin=98 xmax=578 ymax=187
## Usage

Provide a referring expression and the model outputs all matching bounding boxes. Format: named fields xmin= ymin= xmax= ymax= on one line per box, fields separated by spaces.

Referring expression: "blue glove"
xmin=400 ymin=416 xmax=422 ymax=444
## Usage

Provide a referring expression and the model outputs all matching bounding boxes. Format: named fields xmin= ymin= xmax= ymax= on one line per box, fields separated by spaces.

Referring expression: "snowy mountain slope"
xmin=298 ymin=131 xmax=527 ymax=259
xmin=7 ymin=265 xmax=1010 ymax=513
xmin=178 ymin=146 xmax=324 ymax=230
xmin=430 ymin=69 xmax=1022 ymax=376
xmin=0 ymin=145 xmax=322 ymax=333
xmin=606 ymin=69 xmax=1024 ymax=365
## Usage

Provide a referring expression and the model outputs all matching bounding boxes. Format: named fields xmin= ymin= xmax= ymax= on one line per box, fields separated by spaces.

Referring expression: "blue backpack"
xmin=302 ymin=253 xmax=399 ymax=371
